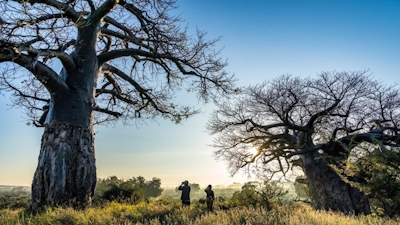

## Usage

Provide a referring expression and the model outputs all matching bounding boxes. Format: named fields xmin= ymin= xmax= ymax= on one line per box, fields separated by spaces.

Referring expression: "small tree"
xmin=208 ymin=71 xmax=400 ymax=215
xmin=145 ymin=177 xmax=163 ymax=198
xmin=0 ymin=0 xmax=236 ymax=209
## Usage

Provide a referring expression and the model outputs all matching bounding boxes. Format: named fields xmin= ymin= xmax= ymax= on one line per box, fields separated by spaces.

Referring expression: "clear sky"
xmin=0 ymin=0 xmax=399 ymax=187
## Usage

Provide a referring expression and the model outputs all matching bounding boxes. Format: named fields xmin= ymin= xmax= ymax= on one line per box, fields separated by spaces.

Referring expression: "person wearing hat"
xmin=178 ymin=180 xmax=191 ymax=207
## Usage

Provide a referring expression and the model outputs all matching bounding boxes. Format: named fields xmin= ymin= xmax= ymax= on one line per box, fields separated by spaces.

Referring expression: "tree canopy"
xmin=207 ymin=70 xmax=400 ymax=178
xmin=0 ymin=0 xmax=236 ymax=127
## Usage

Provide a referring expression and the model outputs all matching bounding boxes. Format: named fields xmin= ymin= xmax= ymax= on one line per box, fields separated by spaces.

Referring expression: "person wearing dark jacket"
xmin=204 ymin=184 xmax=215 ymax=212
xmin=178 ymin=180 xmax=191 ymax=207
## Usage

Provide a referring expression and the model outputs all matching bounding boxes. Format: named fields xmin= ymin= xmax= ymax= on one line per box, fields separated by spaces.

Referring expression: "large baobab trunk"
xmin=30 ymin=86 xmax=97 ymax=209
xmin=30 ymin=121 xmax=96 ymax=209
xmin=29 ymin=21 xmax=100 ymax=209
xmin=30 ymin=74 xmax=98 ymax=208
xmin=30 ymin=24 xmax=100 ymax=208
xmin=302 ymin=151 xmax=370 ymax=215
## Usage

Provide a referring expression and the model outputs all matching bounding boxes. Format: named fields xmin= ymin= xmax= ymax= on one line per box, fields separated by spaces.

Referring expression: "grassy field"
xmin=1 ymin=184 xmax=398 ymax=224
xmin=0 ymin=200 xmax=399 ymax=225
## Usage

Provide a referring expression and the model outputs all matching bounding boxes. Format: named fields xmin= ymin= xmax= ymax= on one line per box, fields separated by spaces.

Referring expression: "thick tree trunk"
xmin=30 ymin=120 xmax=96 ymax=209
xmin=29 ymin=20 xmax=100 ymax=209
xmin=302 ymin=151 xmax=371 ymax=215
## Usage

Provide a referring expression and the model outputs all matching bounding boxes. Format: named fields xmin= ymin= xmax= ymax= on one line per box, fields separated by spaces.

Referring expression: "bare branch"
xmin=11 ymin=0 xmax=82 ymax=22
xmin=89 ymin=0 xmax=118 ymax=22
xmin=95 ymin=88 xmax=138 ymax=105
xmin=285 ymin=144 xmax=324 ymax=158
xmin=0 ymin=51 xmax=69 ymax=94
xmin=93 ymin=106 xmax=122 ymax=118
xmin=98 ymin=48 xmax=159 ymax=64
xmin=306 ymin=99 xmax=340 ymax=128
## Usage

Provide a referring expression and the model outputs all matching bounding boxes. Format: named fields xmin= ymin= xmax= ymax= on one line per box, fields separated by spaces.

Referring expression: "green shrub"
xmin=93 ymin=176 xmax=163 ymax=204
xmin=228 ymin=181 xmax=288 ymax=209
xmin=337 ymin=145 xmax=400 ymax=217
xmin=0 ymin=187 xmax=30 ymax=210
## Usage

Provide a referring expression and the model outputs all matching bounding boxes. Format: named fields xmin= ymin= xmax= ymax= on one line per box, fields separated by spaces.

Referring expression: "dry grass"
xmin=0 ymin=201 xmax=398 ymax=225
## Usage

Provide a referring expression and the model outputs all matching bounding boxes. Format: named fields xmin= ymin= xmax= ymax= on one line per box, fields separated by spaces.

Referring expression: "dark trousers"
xmin=182 ymin=200 xmax=190 ymax=207
xmin=206 ymin=198 xmax=214 ymax=211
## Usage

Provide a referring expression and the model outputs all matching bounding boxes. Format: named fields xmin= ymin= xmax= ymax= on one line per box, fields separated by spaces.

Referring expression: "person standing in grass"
xmin=205 ymin=184 xmax=215 ymax=212
xmin=178 ymin=180 xmax=191 ymax=207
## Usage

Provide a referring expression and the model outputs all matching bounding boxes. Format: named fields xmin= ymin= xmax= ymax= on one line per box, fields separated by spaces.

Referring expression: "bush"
xmin=228 ymin=181 xmax=288 ymax=209
xmin=342 ymin=146 xmax=400 ymax=217
xmin=0 ymin=187 xmax=30 ymax=210
xmin=93 ymin=176 xmax=163 ymax=204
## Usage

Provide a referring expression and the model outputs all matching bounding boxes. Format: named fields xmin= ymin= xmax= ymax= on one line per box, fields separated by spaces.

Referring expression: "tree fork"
xmin=30 ymin=121 xmax=96 ymax=209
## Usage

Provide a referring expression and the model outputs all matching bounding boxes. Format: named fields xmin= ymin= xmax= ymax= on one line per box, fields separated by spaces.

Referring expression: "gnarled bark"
xmin=302 ymin=151 xmax=370 ymax=215
xmin=30 ymin=121 xmax=96 ymax=209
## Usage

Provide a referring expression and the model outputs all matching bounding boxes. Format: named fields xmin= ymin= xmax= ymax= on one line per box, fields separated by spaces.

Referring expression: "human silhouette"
xmin=178 ymin=180 xmax=191 ymax=207
xmin=204 ymin=184 xmax=215 ymax=212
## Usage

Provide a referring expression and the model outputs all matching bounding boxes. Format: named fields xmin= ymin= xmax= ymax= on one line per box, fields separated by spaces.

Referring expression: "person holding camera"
xmin=178 ymin=180 xmax=191 ymax=207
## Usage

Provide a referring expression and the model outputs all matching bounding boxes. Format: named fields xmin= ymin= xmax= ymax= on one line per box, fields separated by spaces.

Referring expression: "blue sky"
xmin=0 ymin=0 xmax=399 ymax=187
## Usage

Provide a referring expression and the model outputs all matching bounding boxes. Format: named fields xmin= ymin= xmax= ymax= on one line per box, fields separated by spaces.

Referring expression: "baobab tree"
xmin=0 ymin=0 xmax=236 ymax=209
xmin=207 ymin=71 xmax=400 ymax=215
